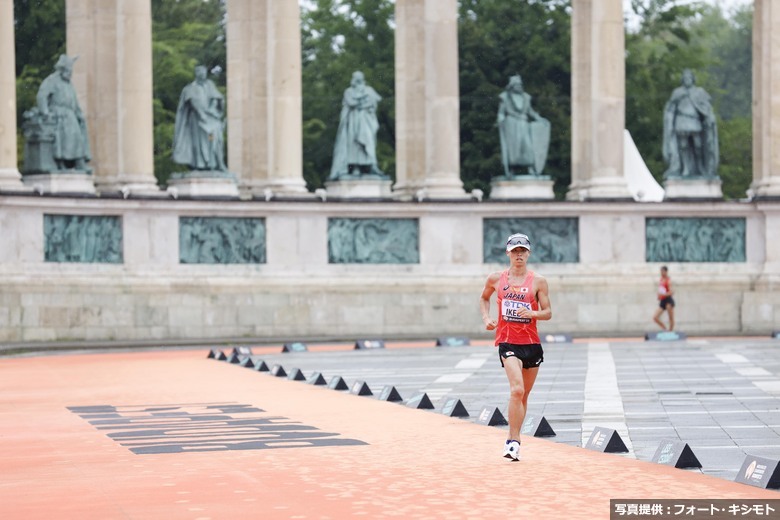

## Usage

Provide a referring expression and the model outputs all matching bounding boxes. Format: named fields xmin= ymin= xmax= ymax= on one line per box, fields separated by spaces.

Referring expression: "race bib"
xmin=502 ymin=299 xmax=531 ymax=323
xmin=658 ymin=285 xmax=667 ymax=295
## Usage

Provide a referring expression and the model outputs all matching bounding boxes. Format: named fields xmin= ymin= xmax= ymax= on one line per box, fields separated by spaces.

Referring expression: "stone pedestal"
xmin=166 ymin=172 xmax=239 ymax=199
xmin=490 ymin=176 xmax=555 ymax=201
xmin=22 ymin=172 xmax=96 ymax=195
xmin=325 ymin=177 xmax=393 ymax=200
xmin=663 ymin=177 xmax=723 ymax=201
xmin=0 ymin=169 xmax=29 ymax=192
xmin=101 ymin=180 xmax=165 ymax=198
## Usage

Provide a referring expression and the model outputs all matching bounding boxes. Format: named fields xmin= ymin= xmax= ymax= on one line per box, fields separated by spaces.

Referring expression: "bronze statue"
xmin=173 ymin=65 xmax=227 ymax=171
xmin=22 ymin=54 xmax=91 ymax=173
xmin=662 ymin=69 xmax=719 ymax=179
xmin=329 ymin=71 xmax=385 ymax=180
xmin=497 ymin=74 xmax=550 ymax=177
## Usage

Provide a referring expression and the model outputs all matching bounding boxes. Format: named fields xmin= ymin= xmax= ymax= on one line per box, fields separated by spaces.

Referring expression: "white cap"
xmin=506 ymin=233 xmax=531 ymax=252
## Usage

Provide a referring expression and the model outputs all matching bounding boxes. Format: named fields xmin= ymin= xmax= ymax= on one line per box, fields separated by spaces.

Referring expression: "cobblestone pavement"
xmin=246 ymin=336 xmax=780 ymax=483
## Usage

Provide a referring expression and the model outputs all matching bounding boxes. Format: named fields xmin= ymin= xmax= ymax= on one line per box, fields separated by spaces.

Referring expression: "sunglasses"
xmin=506 ymin=235 xmax=530 ymax=247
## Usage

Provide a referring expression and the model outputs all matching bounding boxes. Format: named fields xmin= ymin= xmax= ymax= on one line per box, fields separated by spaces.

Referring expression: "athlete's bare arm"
xmin=516 ymin=273 xmax=552 ymax=321
xmin=479 ymin=271 xmax=501 ymax=330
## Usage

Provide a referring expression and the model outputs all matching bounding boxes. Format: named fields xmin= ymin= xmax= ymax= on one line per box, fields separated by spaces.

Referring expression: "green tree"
xmin=14 ymin=0 xmax=66 ymax=169
xmin=703 ymin=4 xmax=752 ymax=120
xmin=718 ymin=117 xmax=751 ymax=200
xmin=301 ymin=0 xmax=396 ymax=190
xmin=625 ymin=0 xmax=713 ymax=181
xmin=699 ymin=4 xmax=753 ymax=199
xmin=458 ymin=0 xmax=572 ymax=198
xmin=13 ymin=0 xmax=66 ymax=78
xmin=625 ymin=0 xmax=753 ymax=199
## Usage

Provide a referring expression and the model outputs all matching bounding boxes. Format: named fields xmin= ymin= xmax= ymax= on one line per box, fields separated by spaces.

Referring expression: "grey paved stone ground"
xmin=240 ymin=337 xmax=780 ymax=485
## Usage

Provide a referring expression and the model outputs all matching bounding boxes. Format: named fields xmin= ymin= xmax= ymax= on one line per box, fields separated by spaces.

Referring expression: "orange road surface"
xmin=0 ymin=350 xmax=776 ymax=520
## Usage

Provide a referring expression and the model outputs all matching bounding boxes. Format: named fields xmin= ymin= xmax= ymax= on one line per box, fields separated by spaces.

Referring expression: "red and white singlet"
xmin=495 ymin=270 xmax=540 ymax=346
xmin=658 ymin=277 xmax=671 ymax=300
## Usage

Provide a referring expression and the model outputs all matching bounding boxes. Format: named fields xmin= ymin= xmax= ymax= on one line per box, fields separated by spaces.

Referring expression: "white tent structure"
xmin=624 ymin=129 xmax=665 ymax=202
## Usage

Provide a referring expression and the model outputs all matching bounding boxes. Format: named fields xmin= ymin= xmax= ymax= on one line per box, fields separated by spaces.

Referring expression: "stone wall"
xmin=0 ymin=195 xmax=778 ymax=344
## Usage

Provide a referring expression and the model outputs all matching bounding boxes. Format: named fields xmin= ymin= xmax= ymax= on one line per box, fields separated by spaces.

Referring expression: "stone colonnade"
xmin=226 ymin=0 xmax=309 ymax=197
xmin=1 ymin=0 xmax=779 ymax=199
xmin=0 ymin=0 xmax=23 ymax=189
xmin=568 ymin=0 xmax=632 ymax=200
xmin=394 ymin=0 xmax=466 ymax=200
xmin=65 ymin=0 xmax=159 ymax=194
xmin=751 ymin=0 xmax=780 ymax=199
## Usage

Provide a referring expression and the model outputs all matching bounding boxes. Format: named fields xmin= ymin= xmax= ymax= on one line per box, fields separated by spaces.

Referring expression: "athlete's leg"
xmin=653 ymin=306 xmax=666 ymax=330
xmin=521 ymin=366 xmax=539 ymax=413
xmin=503 ymin=356 xmax=526 ymax=441
xmin=667 ymin=305 xmax=675 ymax=331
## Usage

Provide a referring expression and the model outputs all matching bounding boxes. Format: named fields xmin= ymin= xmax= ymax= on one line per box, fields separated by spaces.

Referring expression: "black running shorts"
xmin=659 ymin=296 xmax=675 ymax=309
xmin=498 ymin=343 xmax=544 ymax=369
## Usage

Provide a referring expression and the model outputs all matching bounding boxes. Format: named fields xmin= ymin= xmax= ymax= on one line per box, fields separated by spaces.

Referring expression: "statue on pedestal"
xmin=22 ymin=54 xmax=92 ymax=174
xmin=172 ymin=65 xmax=227 ymax=172
xmin=662 ymin=69 xmax=719 ymax=179
xmin=329 ymin=71 xmax=385 ymax=180
xmin=497 ymin=74 xmax=550 ymax=178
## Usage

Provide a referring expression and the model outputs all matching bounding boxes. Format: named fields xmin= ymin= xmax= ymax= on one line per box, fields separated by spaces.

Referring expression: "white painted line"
xmin=582 ymin=342 xmax=634 ymax=456
xmin=627 ymin=409 xmax=778 ymax=416
xmin=455 ymin=358 xmax=488 ymax=370
xmin=734 ymin=367 xmax=773 ymax=377
xmin=754 ymin=381 xmax=780 ymax=394
xmin=627 ymin=427 xmax=689 ymax=431
xmin=633 ymin=425 xmax=770 ymax=431
xmin=634 ymin=378 xmax=748 ymax=383
xmin=715 ymin=353 xmax=750 ymax=364
xmin=694 ymin=445 xmax=780 ymax=449
xmin=434 ymin=373 xmax=472 ymax=384
xmin=619 ymin=364 xmax=726 ymax=370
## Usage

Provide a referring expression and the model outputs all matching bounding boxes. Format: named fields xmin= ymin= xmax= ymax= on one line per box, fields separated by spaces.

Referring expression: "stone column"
xmin=751 ymin=0 xmax=780 ymax=200
xmin=227 ymin=0 xmax=309 ymax=199
xmin=66 ymin=0 xmax=160 ymax=195
xmin=567 ymin=0 xmax=632 ymax=201
xmin=394 ymin=0 xmax=467 ymax=201
xmin=0 ymin=0 xmax=25 ymax=190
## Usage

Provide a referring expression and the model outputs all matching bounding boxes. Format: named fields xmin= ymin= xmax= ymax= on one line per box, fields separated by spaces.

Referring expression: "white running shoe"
xmin=502 ymin=439 xmax=521 ymax=461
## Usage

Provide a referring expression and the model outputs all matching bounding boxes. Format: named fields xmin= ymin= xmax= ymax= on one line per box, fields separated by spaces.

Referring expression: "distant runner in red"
xmin=479 ymin=233 xmax=552 ymax=461
xmin=653 ymin=266 xmax=675 ymax=331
